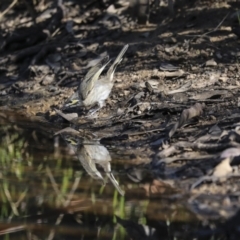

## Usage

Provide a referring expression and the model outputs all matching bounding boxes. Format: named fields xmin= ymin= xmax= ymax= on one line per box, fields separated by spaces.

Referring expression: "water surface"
xmin=0 ymin=112 xmax=222 ymax=240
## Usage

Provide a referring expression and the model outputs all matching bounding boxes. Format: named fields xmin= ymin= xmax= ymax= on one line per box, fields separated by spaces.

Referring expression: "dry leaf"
xmin=169 ymin=103 xmax=205 ymax=138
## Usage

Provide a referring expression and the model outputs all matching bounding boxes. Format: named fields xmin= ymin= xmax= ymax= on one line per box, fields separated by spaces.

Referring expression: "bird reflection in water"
xmin=55 ymin=127 xmax=124 ymax=196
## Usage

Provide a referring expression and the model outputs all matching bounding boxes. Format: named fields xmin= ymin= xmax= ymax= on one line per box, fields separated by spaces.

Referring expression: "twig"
xmin=46 ymin=166 xmax=66 ymax=204
xmin=0 ymin=225 xmax=26 ymax=235
xmin=125 ymin=127 xmax=164 ymax=136
xmin=0 ymin=0 xmax=18 ymax=21
xmin=8 ymin=188 xmax=28 ymax=221
xmin=188 ymin=12 xmax=230 ymax=39
xmin=2 ymin=184 xmax=19 ymax=216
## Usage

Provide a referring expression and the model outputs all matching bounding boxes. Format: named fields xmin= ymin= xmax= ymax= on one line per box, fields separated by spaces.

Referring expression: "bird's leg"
xmin=87 ymin=101 xmax=105 ymax=117
xmin=87 ymin=105 xmax=100 ymax=117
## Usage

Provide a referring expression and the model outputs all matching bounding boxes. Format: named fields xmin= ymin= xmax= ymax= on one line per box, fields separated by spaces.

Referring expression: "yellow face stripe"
xmin=65 ymin=99 xmax=79 ymax=107
xmin=71 ymin=99 xmax=79 ymax=105
xmin=66 ymin=137 xmax=78 ymax=145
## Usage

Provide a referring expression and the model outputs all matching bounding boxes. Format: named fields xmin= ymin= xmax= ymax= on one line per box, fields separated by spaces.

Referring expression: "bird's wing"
xmin=80 ymin=56 xmax=110 ymax=100
xmin=77 ymin=145 xmax=106 ymax=182
xmin=84 ymin=56 xmax=109 ymax=80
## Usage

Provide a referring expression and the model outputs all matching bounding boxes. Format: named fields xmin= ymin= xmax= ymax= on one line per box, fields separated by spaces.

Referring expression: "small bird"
xmin=63 ymin=44 xmax=129 ymax=114
xmin=80 ymin=142 xmax=125 ymax=196
xmin=57 ymin=130 xmax=125 ymax=196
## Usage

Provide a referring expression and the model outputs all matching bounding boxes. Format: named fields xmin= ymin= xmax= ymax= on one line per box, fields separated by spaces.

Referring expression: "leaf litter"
xmin=2 ymin=0 xmax=240 ymax=235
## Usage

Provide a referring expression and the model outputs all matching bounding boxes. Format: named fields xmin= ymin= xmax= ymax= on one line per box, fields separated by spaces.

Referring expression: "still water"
xmin=0 ymin=112 xmax=231 ymax=240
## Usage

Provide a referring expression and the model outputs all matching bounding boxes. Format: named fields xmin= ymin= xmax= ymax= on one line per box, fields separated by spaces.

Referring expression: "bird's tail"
xmin=107 ymin=44 xmax=129 ymax=82
xmin=107 ymin=172 xmax=125 ymax=196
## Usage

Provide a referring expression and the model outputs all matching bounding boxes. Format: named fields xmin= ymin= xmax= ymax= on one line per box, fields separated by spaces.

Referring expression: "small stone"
xmin=141 ymin=32 xmax=150 ymax=38
xmin=124 ymin=90 xmax=130 ymax=96
xmin=15 ymin=81 xmax=24 ymax=88
xmin=205 ymin=59 xmax=217 ymax=67
xmin=219 ymin=76 xmax=228 ymax=82
xmin=41 ymin=74 xmax=55 ymax=86
xmin=163 ymin=37 xmax=177 ymax=44
xmin=216 ymin=52 xmax=222 ymax=59
xmin=209 ymin=115 xmax=216 ymax=120
xmin=47 ymin=53 xmax=61 ymax=63
xmin=160 ymin=63 xmax=179 ymax=71
xmin=229 ymin=65 xmax=236 ymax=71
xmin=238 ymin=97 xmax=240 ymax=107
xmin=0 ymin=90 xmax=7 ymax=96
xmin=191 ymin=66 xmax=198 ymax=71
